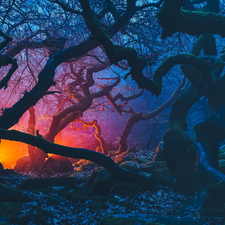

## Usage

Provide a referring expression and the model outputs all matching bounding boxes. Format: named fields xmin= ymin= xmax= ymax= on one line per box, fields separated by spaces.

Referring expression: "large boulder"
xmin=13 ymin=156 xmax=30 ymax=172
xmin=43 ymin=155 xmax=73 ymax=174
xmin=137 ymin=161 xmax=174 ymax=187
xmin=91 ymin=168 xmax=122 ymax=195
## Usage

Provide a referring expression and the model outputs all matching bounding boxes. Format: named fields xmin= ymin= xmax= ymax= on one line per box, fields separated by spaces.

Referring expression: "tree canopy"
xmin=1 ymin=0 xmax=225 ymax=222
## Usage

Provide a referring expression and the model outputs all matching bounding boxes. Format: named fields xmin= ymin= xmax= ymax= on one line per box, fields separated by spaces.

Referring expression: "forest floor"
xmin=0 ymin=148 xmax=224 ymax=225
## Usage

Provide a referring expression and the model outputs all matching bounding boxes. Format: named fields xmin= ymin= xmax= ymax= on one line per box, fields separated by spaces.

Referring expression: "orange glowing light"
xmin=0 ymin=140 xmax=28 ymax=168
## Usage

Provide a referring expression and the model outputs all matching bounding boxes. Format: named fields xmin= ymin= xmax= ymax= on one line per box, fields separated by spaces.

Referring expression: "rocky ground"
xmin=0 ymin=147 xmax=225 ymax=225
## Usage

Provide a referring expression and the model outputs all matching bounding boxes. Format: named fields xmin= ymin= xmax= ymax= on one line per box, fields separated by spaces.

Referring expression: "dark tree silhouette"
xmin=1 ymin=0 xmax=225 ymax=205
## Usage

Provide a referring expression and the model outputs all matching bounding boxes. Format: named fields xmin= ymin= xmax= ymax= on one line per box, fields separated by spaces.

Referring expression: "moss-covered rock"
xmin=110 ymin=182 xmax=144 ymax=195
xmin=120 ymin=161 xmax=144 ymax=171
xmin=133 ymin=157 xmax=150 ymax=164
xmin=136 ymin=161 xmax=174 ymax=187
xmin=153 ymin=169 xmax=174 ymax=186
xmin=0 ymin=202 xmax=55 ymax=225
xmin=219 ymin=146 xmax=225 ymax=160
xmin=141 ymin=161 xmax=168 ymax=173
xmin=61 ymin=171 xmax=89 ymax=183
xmin=200 ymin=208 xmax=223 ymax=217
xmin=218 ymin=159 xmax=225 ymax=174
xmin=44 ymin=195 xmax=62 ymax=205
xmin=0 ymin=182 xmax=27 ymax=202
xmin=91 ymin=168 xmax=122 ymax=195
xmin=57 ymin=189 xmax=87 ymax=202
xmin=101 ymin=214 xmax=205 ymax=225
xmin=18 ymin=177 xmax=77 ymax=190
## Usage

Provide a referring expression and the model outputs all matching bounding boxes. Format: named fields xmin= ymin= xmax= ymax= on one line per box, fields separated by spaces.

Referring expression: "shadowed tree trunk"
xmin=162 ymin=33 xmax=224 ymax=194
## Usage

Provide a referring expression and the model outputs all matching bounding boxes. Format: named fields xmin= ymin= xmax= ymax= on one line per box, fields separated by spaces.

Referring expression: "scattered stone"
xmin=120 ymin=161 xmax=144 ymax=170
xmin=43 ymin=155 xmax=73 ymax=174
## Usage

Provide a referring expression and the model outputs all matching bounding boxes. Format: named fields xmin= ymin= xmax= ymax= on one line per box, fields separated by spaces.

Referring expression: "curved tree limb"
xmin=0 ymin=29 xmax=12 ymax=51
xmin=117 ymin=75 xmax=186 ymax=154
xmin=46 ymin=63 xmax=121 ymax=143
xmin=153 ymin=54 xmax=218 ymax=96
xmin=0 ymin=57 xmax=18 ymax=90
xmin=72 ymin=119 xmax=106 ymax=154
xmin=0 ymin=39 xmax=101 ymax=129
xmin=0 ymin=30 xmax=18 ymax=90
xmin=0 ymin=128 xmax=156 ymax=191
xmin=157 ymin=0 xmax=224 ymax=39
xmin=79 ymin=0 xmax=220 ymax=97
